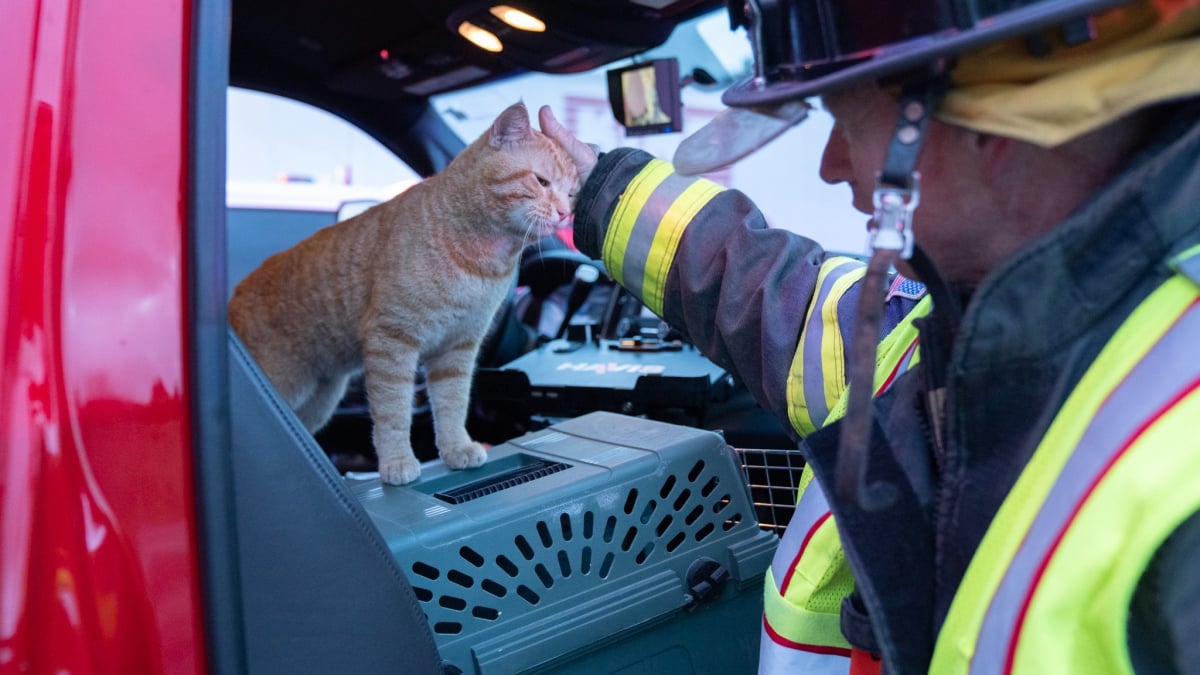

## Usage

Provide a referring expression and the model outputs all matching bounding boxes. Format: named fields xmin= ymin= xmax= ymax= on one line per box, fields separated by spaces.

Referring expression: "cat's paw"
xmin=441 ymin=441 xmax=487 ymax=471
xmin=378 ymin=456 xmax=422 ymax=485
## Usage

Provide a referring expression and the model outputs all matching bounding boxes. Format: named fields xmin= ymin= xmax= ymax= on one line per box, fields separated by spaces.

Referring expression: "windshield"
xmin=431 ymin=11 xmax=866 ymax=254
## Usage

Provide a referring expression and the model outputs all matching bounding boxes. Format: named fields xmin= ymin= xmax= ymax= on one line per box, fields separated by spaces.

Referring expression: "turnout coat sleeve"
xmin=573 ymin=147 xmax=873 ymax=439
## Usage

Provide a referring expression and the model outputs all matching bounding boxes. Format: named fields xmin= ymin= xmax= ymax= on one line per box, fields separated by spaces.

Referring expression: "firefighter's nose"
xmin=819 ymin=124 xmax=851 ymax=185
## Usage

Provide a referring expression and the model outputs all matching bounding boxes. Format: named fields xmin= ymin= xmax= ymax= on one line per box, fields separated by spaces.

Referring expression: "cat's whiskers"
xmin=518 ymin=211 xmax=542 ymax=252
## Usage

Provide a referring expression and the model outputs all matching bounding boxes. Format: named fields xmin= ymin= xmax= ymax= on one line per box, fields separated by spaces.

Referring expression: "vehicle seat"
xmin=226 ymin=329 xmax=446 ymax=673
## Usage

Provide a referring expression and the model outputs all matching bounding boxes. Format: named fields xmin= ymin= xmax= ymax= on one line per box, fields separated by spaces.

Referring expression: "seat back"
xmin=227 ymin=330 xmax=444 ymax=674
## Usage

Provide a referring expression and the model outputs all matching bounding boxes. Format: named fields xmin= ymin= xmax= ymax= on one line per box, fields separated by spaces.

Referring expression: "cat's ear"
xmin=489 ymin=102 xmax=533 ymax=149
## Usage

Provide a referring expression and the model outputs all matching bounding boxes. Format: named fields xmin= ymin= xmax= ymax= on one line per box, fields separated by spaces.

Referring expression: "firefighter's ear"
xmin=972 ymin=131 xmax=1017 ymax=184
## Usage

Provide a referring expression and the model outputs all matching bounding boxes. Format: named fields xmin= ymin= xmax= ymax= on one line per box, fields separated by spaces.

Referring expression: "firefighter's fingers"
xmin=538 ymin=105 xmax=598 ymax=184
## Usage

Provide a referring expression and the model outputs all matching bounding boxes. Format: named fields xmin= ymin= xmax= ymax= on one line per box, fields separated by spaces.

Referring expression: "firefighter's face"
xmin=818 ymin=83 xmax=900 ymax=217
xmin=818 ymin=81 xmax=1003 ymax=285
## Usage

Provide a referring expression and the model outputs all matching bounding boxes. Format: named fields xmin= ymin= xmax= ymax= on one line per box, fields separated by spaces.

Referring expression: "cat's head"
xmin=471 ymin=102 xmax=578 ymax=239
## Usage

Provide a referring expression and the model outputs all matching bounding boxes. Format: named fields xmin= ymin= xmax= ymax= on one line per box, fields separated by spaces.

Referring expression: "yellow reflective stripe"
xmin=602 ymin=159 xmax=674 ymax=287
xmin=786 ymin=257 xmax=865 ymax=436
xmin=873 ymin=295 xmax=929 ymax=388
xmin=818 ymin=265 xmax=867 ymax=412
xmin=931 ymin=275 xmax=1200 ymax=674
xmin=1173 ymin=242 xmax=1200 ymax=264
xmin=764 ymin=524 xmax=854 ymax=651
xmin=764 ymin=463 xmax=855 ymax=650
xmin=771 ymin=296 xmax=927 ymax=654
xmin=1014 ymin=389 xmax=1200 ymax=673
xmin=825 ymin=295 xmax=930 ymax=426
xmin=642 ymin=179 xmax=723 ymax=315
xmin=792 ymin=518 xmax=855 ymax=618
xmin=796 ymin=462 xmax=817 ymax=504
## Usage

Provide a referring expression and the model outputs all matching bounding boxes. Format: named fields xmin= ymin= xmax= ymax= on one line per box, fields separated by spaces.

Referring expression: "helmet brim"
xmin=672 ymin=101 xmax=811 ymax=175
xmin=723 ymin=0 xmax=1133 ymax=107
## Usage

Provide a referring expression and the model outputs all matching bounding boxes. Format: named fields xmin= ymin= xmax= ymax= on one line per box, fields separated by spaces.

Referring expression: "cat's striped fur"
xmin=229 ymin=102 xmax=577 ymax=484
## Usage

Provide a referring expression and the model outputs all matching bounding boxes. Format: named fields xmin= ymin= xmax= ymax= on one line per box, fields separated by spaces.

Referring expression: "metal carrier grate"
xmin=734 ymin=447 xmax=806 ymax=535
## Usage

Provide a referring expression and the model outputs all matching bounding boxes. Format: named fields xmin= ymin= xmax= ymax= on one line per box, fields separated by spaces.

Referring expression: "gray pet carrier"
xmin=347 ymin=411 xmax=779 ymax=674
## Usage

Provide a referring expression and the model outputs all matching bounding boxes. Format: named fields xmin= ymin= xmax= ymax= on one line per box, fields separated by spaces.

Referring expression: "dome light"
xmin=489 ymin=5 xmax=546 ymax=32
xmin=458 ymin=21 xmax=503 ymax=53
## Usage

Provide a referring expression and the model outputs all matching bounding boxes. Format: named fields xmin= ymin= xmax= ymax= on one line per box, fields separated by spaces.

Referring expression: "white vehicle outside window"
xmin=226 ymin=180 xmax=415 ymax=296
xmin=226 ymin=88 xmax=421 ymax=296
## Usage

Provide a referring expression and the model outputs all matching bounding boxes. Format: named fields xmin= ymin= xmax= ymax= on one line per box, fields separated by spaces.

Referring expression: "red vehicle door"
xmin=1 ymin=0 xmax=229 ymax=671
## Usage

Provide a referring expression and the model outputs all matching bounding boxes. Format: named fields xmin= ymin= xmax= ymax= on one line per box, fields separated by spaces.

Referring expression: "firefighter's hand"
xmin=538 ymin=105 xmax=598 ymax=188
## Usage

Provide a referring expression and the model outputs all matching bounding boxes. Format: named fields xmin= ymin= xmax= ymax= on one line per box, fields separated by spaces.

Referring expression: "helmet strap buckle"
xmin=868 ymin=68 xmax=946 ymax=259
xmin=870 ymin=175 xmax=920 ymax=259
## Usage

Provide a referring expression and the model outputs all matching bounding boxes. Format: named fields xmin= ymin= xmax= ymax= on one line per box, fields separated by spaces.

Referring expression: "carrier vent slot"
xmin=433 ymin=459 xmax=569 ymax=504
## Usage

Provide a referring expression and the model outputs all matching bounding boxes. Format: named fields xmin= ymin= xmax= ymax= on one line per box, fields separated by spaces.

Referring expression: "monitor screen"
xmin=606 ymin=58 xmax=682 ymax=137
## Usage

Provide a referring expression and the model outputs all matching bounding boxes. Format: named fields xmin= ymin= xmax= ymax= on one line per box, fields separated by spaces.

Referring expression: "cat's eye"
xmin=535 ymin=174 xmax=549 ymax=187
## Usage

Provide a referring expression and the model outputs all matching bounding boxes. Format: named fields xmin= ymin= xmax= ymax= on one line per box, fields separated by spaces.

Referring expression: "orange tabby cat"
xmin=228 ymin=102 xmax=577 ymax=485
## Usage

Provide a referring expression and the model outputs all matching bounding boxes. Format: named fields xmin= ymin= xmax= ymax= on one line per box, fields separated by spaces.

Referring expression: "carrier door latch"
xmin=684 ymin=557 xmax=730 ymax=609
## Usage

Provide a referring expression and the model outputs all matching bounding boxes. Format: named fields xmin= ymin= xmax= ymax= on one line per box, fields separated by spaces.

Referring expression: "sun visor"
xmin=671 ymin=100 xmax=811 ymax=175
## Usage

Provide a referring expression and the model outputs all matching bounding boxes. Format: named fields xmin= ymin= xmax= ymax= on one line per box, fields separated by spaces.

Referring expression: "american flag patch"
xmin=887 ymin=275 xmax=926 ymax=300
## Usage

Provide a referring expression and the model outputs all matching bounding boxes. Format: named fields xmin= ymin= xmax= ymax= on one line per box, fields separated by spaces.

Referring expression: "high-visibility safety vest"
xmin=930 ymin=250 xmax=1200 ymax=674
xmin=761 ymin=294 xmax=929 ymax=674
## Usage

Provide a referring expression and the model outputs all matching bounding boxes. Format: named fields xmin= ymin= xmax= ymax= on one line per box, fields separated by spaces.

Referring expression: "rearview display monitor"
xmin=606 ymin=58 xmax=682 ymax=137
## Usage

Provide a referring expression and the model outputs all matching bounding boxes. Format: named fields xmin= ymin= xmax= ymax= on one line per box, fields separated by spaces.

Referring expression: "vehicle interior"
xmin=231 ymin=0 xmax=719 ymax=174
xmin=229 ymin=0 xmax=805 ymax=465
xmin=212 ymin=0 xmax=806 ymax=672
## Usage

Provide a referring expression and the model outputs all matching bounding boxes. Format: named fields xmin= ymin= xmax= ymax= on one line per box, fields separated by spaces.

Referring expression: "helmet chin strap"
xmin=836 ymin=68 xmax=949 ymax=512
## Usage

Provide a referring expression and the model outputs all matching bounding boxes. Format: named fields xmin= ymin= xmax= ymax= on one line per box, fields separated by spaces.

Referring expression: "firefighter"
xmin=540 ymin=0 xmax=1200 ymax=672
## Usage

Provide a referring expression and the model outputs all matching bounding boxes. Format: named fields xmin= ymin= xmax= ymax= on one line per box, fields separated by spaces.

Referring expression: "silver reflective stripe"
xmin=800 ymin=259 xmax=861 ymax=429
xmin=759 ymin=627 xmax=850 ymax=675
xmin=1172 ymin=245 xmax=1200 ymax=285
xmin=769 ymin=474 xmax=832 ymax=593
xmin=617 ymin=172 xmax=701 ymax=298
xmin=970 ymin=298 xmax=1200 ymax=673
